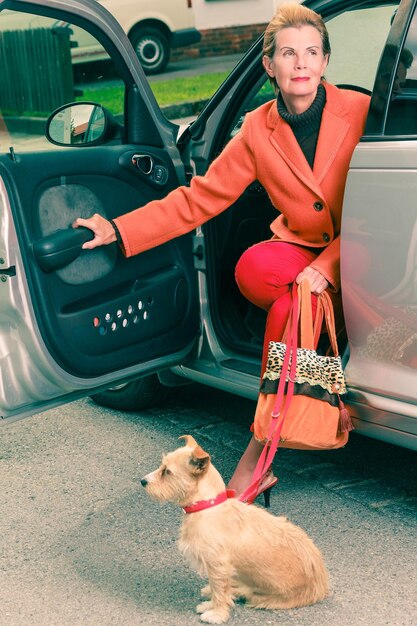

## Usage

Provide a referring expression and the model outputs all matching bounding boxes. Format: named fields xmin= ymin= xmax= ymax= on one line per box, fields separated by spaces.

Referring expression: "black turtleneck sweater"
xmin=277 ymin=83 xmax=326 ymax=169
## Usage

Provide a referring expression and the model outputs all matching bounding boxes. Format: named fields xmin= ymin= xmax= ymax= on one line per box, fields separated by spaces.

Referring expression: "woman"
xmin=74 ymin=4 xmax=370 ymax=503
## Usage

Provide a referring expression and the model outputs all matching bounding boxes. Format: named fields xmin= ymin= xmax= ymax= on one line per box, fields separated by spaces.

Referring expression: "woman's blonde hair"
xmin=263 ymin=3 xmax=331 ymax=60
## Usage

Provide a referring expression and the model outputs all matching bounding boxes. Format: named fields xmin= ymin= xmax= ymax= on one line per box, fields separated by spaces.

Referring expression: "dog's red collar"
xmin=182 ymin=489 xmax=235 ymax=514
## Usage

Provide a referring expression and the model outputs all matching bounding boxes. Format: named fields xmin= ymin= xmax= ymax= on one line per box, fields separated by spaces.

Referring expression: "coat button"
xmin=322 ymin=232 xmax=330 ymax=243
xmin=313 ymin=201 xmax=323 ymax=211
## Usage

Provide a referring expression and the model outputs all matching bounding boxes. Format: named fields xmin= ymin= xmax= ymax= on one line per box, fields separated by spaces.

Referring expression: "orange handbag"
xmin=253 ymin=281 xmax=353 ymax=450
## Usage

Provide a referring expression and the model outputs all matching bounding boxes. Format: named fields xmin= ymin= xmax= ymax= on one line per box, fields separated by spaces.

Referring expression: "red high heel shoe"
xmin=238 ymin=471 xmax=278 ymax=507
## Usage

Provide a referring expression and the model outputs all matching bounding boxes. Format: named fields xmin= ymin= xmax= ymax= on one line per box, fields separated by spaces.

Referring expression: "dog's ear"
xmin=189 ymin=445 xmax=211 ymax=474
xmin=179 ymin=434 xmax=198 ymax=449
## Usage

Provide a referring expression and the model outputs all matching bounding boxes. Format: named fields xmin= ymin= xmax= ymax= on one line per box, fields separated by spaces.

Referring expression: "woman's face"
xmin=263 ymin=25 xmax=329 ymax=114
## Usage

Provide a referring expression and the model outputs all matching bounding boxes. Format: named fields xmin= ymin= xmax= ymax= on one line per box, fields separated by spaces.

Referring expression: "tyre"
xmin=130 ymin=26 xmax=170 ymax=75
xmin=90 ymin=374 xmax=171 ymax=411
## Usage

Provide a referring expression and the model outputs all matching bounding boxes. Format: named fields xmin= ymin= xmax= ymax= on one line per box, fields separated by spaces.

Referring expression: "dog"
xmin=141 ymin=435 xmax=329 ymax=624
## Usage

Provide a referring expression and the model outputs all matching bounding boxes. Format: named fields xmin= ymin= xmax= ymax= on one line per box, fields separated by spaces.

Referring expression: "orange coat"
xmin=115 ymin=82 xmax=370 ymax=291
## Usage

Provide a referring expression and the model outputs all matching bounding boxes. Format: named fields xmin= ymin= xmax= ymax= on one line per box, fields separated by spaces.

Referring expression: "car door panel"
xmin=341 ymin=145 xmax=417 ymax=408
xmin=0 ymin=144 xmax=198 ymax=379
xmin=0 ymin=0 xmax=199 ymax=421
xmin=340 ymin=0 xmax=417 ymax=437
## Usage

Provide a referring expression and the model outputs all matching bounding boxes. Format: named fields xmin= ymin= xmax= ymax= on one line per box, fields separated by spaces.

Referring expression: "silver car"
xmin=0 ymin=0 xmax=416 ymax=451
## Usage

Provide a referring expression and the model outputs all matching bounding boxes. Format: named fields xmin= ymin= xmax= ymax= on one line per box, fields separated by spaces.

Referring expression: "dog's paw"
xmin=200 ymin=585 xmax=211 ymax=598
xmin=196 ymin=600 xmax=213 ymax=613
xmin=199 ymin=608 xmax=230 ymax=624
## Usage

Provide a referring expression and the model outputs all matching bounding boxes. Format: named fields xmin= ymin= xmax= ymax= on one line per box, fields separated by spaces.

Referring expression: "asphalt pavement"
xmin=1 ymin=385 xmax=416 ymax=626
xmin=147 ymin=53 xmax=243 ymax=82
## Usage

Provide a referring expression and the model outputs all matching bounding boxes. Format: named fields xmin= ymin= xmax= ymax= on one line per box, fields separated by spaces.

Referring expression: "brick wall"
xmin=171 ymin=23 xmax=267 ymax=60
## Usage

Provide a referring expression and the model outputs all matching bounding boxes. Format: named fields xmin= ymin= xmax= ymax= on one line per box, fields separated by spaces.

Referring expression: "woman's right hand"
xmin=72 ymin=213 xmax=117 ymax=250
xmin=295 ymin=266 xmax=329 ymax=295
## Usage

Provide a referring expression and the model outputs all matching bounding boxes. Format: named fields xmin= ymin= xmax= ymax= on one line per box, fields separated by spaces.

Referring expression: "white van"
xmin=0 ymin=0 xmax=201 ymax=74
xmin=89 ymin=0 xmax=201 ymax=74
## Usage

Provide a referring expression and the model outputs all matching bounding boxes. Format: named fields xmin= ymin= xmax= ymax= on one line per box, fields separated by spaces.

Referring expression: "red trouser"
xmin=235 ymin=241 xmax=319 ymax=376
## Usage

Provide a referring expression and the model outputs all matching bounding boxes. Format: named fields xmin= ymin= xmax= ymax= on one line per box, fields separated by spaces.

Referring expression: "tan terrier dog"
xmin=141 ymin=435 xmax=329 ymax=624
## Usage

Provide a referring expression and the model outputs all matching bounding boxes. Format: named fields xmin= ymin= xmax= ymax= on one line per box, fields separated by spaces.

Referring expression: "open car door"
xmin=0 ymin=0 xmax=199 ymax=424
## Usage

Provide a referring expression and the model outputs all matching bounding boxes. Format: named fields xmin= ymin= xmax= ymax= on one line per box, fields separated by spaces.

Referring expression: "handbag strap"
xmin=301 ymin=281 xmax=339 ymax=355
xmin=318 ymin=290 xmax=339 ymax=356
xmin=282 ymin=280 xmax=317 ymax=348
xmin=247 ymin=282 xmax=342 ymax=495
xmin=248 ymin=283 xmax=300 ymax=490
xmin=299 ymin=279 xmax=314 ymax=349
xmin=299 ymin=279 xmax=337 ymax=351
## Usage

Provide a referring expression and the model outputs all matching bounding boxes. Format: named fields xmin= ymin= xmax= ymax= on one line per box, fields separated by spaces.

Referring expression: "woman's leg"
xmin=229 ymin=242 xmax=318 ymax=495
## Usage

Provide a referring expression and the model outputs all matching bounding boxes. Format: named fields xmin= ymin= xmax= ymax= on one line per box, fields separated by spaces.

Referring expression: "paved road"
xmin=147 ymin=54 xmax=243 ymax=82
xmin=75 ymin=53 xmax=242 ymax=88
xmin=1 ymin=384 xmax=416 ymax=626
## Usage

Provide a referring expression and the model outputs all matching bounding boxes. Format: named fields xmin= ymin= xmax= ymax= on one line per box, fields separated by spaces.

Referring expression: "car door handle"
xmin=33 ymin=227 xmax=94 ymax=272
xmin=132 ymin=154 xmax=154 ymax=175
xmin=130 ymin=154 xmax=168 ymax=185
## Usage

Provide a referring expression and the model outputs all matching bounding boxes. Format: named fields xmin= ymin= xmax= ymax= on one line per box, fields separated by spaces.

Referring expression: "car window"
xmin=325 ymin=4 xmax=399 ymax=92
xmin=384 ymin=9 xmax=417 ymax=135
xmin=0 ymin=10 xmax=125 ymax=151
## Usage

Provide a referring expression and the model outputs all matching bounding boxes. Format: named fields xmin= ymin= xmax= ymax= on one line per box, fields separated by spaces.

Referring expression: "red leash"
xmin=242 ymin=283 xmax=300 ymax=499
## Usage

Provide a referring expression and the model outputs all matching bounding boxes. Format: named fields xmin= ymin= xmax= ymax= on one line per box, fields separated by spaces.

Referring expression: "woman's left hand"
xmin=295 ymin=267 xmax=330 ymax=294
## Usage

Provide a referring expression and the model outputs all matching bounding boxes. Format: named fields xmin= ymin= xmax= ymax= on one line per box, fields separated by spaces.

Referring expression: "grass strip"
xmin=79 ymin=71 xmax=230 ymax=114
xmin=2 ymin=71 xmax=230 ymax=118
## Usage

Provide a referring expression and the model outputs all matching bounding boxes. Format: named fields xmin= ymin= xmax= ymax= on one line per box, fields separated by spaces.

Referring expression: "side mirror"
xmin=46 ymin=102 xmax=122 ymax=146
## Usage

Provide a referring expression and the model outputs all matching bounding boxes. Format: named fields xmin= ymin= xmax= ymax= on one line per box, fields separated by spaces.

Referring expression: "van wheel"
xmin=90 ymin=374 xmax=171 ymax=411
xmin=130 ymin=26 xmax=170 ymax=75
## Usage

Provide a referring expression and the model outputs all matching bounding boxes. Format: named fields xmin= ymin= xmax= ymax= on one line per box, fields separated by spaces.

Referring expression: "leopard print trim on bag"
xmin=261 ymin=340 xmax=347 ymax=396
